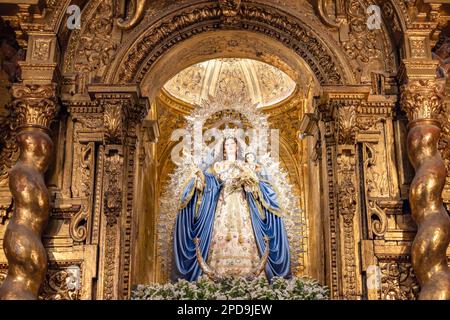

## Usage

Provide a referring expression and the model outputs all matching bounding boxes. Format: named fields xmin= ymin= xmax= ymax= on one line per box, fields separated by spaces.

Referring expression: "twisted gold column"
xmin=402 ymin=79 xmax=450 ymax=300
xmin=0 ymin=84 xmax=58 ymax=300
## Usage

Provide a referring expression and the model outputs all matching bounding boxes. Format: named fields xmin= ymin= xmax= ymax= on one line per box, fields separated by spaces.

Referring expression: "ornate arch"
xmin=57 ymin=0 xmax=414 ymax=92
xmin=106 ymin=2 xmax=351 ymax=85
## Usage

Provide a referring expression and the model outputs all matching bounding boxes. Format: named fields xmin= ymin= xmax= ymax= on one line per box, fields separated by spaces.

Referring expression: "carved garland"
xmin=336 ymin=149 xmax=358 ymax=299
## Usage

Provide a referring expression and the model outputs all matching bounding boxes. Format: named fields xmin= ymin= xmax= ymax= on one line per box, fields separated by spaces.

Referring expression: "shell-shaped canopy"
xmin=163 ymin=58 xmax=296 ymax=108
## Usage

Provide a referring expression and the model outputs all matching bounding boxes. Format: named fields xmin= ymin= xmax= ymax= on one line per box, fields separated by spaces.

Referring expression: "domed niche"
xmin=163 ymin=58 xmax=297 ymax=108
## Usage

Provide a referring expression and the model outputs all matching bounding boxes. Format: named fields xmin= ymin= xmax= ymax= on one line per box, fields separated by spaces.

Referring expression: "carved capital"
xmin=11 ymin=83 xmax=59 ymax=130
xmin=401 ymin=79 xmax=445 ymax=122
xmin=88 ymin=84 xmax=146 ymax=145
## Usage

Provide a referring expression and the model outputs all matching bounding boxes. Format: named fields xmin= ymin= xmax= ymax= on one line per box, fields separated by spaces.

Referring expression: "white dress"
xmin=206 ymin=160 xmax=261 ymax=277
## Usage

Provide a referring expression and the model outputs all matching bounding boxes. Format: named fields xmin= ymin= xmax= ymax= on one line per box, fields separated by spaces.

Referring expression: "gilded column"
xmin=401 ymin=79 xmax=450 ymax=300
xmin=0 ymin=83 xmax=58 ymax=300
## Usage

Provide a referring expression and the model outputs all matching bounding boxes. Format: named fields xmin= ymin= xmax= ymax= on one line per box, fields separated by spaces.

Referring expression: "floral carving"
xmin=439 ymin=102 xmax=450 ymax=213
xmin=364 ymin=142 xmax=389 ymax=198
xmin=367 ymin=200 xmax=388 ymax=238
xmin=75 ymin=0 xmax=117 ymax=74
xmin=219 ymin=0 xmax=241 ymax=24
xmin=219 ymin=0 xmax=241 ymax=17
xmin=379 ymin=261 xmax=420 ymax=300
xmin=337 ymin=150 xmax=358 ymax=299
xmin=39 ymin=265 xmax=82 ymax=300
xmin=0 ymin=106 xmax=18 ymax=187
xmin=340 ymin=0 xmax=391 ymax=79
xmin=32 ymin=38 xmax=51 ymax=61
xmin=104 ymin=152 xmax=123 ymax=226
xmin=70 ymin=143 xmax=95 ymax=243
xmin=164 ymin=59 xmax=296 ymax=107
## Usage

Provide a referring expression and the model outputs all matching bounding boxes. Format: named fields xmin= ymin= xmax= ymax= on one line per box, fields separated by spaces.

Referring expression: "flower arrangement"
xmin=131 ymin=276 xmax=329 ymax=300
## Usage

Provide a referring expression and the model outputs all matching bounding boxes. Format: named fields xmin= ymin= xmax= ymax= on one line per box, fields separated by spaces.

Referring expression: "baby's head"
xmin=245 ymin=152 xmax=256 ymax=164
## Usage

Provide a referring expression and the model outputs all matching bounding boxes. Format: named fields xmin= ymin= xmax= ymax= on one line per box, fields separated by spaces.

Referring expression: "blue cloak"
xmin=172 ymin=171 xmax=291 ymax=281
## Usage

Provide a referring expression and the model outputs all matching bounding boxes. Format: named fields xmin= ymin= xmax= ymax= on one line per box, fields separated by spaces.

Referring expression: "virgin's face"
xmin=224 ymin=138 xmax=237 ymax=159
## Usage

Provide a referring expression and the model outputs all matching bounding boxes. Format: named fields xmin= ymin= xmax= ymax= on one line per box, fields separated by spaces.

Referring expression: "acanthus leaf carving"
xmin=0 ymin=104 xmax=19 ymax=187
xmin=11 ymin=83 xmax=59 ymax=129
xmin=401 ymin=79 xmax=445 ymax=121
xmin=337 ymin=104 xmax=357 ymax=145
xmin=104 ymin=101 xmax=127 ymax=145
xmin=116 ymin=0 xmax=146 ymax=30
xmin=438 ymin=102 xmax=450 ymax=177
xmin=364 ymin=142 xmax=389 ymax=198
xmin=367 ymin=199 xmax=388 ymax=239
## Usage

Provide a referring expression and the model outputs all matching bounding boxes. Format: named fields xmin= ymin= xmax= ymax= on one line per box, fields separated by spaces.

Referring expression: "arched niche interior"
xmin=131 ymin=29 xmax=326 ymax=285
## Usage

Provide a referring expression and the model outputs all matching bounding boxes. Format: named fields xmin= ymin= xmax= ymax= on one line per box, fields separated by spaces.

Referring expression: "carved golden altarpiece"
xmin=0 ymin=0 xmax=448 ymax=300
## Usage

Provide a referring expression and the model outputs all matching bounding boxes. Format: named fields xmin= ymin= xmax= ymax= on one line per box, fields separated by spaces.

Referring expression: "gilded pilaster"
xmin=333 ymin=97 xmax=363 ymax=300
xmin=318 ymin=90 xmax=367 ymax=299
xmin=88 ymin=85 xmax=147 ymax=299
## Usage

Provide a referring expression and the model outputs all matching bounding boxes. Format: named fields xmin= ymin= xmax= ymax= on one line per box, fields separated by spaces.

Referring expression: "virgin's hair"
xmin=223 ymin=137 xmax=238 ymax=160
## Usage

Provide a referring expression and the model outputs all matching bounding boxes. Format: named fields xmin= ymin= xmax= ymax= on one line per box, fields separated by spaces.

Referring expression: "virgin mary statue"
xmin=173 ymin=137 xmax=291 ymax=281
